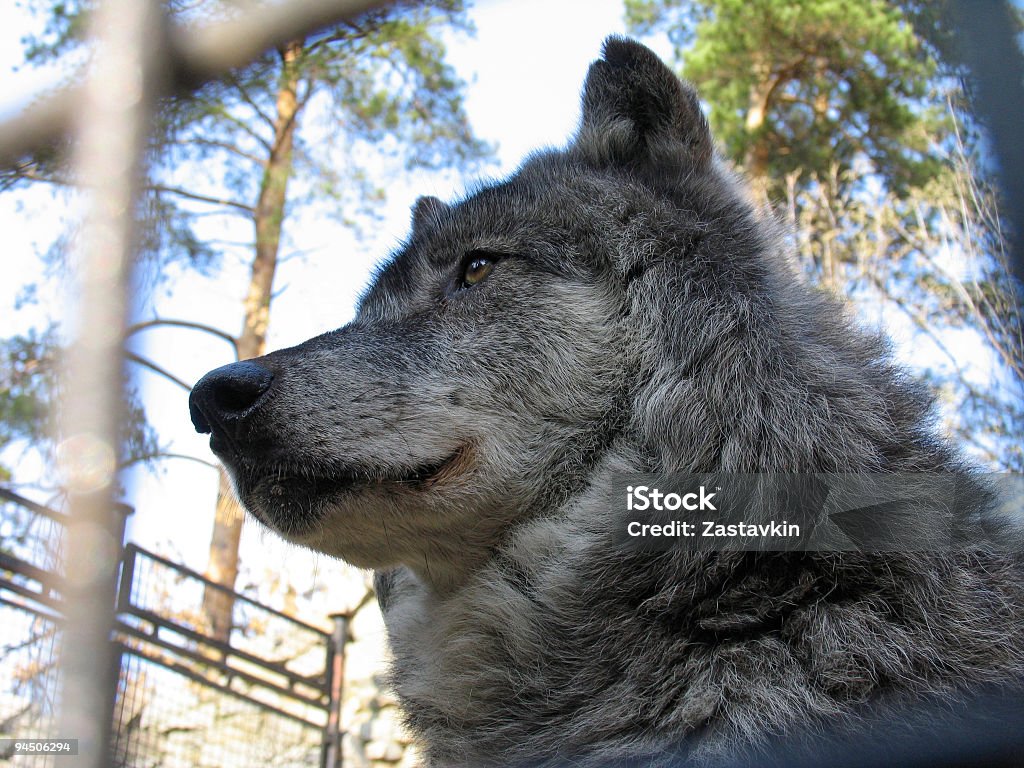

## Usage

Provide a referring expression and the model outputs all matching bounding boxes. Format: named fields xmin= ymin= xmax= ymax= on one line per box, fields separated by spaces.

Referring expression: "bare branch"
xmin=0 ymin=0 xmax=391 ymax=167
xmin=305 ymin=32 xmax=346 ymax=56
xmin=149 ymin=184 xmax=255 ymax=214
xmin=189 ymin=137 xmax=267 ymax=167
xmin=204 ymin=105 xmax=275 ymax=154
xmin=352 ymin=586 xmax=378 ymax=616
xmin=126 ymin=318 xmax=239 ymax=356
xmin=125 ymin=352 xmax=192 ymax=391
xmin=118 ymin=451 xmax=219 ymax=471
xmin=223 ymin=72 xmax=278 ymax=133
xmin=868 ymin=273 xmax=966 ymax=377
xmin=0 ymin=161 xmax=72 ymax=189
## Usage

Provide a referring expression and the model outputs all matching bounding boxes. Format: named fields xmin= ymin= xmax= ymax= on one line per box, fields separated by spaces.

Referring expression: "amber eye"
xmin=461 ymin=253 xmax=497 ymax=288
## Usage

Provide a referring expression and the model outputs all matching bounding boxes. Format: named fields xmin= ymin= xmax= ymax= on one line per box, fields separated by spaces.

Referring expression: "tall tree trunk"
xmin=744 ymin=61 xmax=775 ymax=202
xmin=202 ymin=40 xmax=304 ymax=642
xmin=743 ymin=54 xmax=810 ymax=202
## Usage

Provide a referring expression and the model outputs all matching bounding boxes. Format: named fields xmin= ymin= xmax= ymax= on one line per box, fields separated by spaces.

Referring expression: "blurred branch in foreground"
xmin=0 ymin=0 xmax=391 ymax=168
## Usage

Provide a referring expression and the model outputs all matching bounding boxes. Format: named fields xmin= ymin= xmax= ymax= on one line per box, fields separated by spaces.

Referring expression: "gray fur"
xmin=190 ymin=37 xmax=1024 ymax=766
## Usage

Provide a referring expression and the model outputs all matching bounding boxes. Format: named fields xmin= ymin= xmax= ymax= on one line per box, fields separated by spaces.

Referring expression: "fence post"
xmin=108 ymin=505 xmax=134 ymax=761
xmin=322 ymin=611 xmax=352 ymax=768
xmin=55 ymin=0 xmax=165 ymax=763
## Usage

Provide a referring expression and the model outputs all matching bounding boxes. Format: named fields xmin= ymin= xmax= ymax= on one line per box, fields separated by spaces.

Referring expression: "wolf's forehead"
xmin=405 ymin=180 xmax=568 ymax=259
xmin=355 ymin=159 xmax=615 ymax=321
xmin=432 ymin=164 xmax=615 ymax=245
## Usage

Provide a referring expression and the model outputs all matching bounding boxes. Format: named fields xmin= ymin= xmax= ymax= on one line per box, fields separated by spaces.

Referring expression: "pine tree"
xmin=626 ymin=0 xmax=945 ymax=198
xmin=625 ymin=0 xmax=1023 ymax=471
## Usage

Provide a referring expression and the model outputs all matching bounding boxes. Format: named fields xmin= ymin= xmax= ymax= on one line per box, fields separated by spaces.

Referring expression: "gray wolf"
xmin=189 ymin=37 xmax=1024 ymax=766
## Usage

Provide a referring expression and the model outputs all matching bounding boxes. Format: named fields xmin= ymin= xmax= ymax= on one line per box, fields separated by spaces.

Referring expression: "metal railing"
xmin=0 ymin=488 xmax=69 ymax=762
xmin=0 ymin=488 xmax=350 ymax=768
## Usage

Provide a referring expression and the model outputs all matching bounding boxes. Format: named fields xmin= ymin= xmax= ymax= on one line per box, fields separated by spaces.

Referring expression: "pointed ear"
xmin=573 ymin=36 xmax=711 ymax=170
xmin=411 ymin=195 xmax=450 ymax=232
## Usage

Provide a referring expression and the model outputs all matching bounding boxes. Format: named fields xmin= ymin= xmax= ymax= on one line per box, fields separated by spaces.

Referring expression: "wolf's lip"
xmin=408 ymin=443 xmax=473 ymax=488
xmin=250 ymin=443 xmax=472 ymax=498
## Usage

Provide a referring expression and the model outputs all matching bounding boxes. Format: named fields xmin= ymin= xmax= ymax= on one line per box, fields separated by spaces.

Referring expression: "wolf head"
xmin=189 ymin=38 xmax=938 ymax=588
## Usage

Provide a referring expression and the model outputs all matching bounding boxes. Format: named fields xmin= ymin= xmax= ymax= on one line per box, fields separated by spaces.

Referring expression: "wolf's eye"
xmin=460 ymin=252 xmax=498 ymax=289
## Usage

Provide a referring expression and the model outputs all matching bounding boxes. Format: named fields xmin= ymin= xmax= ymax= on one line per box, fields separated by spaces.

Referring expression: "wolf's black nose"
xmin=189 ymin=361 xmax=274 ymax=434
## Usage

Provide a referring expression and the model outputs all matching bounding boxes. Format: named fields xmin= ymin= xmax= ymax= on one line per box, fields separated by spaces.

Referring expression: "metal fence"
xmin=0 ymin=488 xmax=348 ymax=768
xmin=0 ymin=489 xmax=67 ymax=762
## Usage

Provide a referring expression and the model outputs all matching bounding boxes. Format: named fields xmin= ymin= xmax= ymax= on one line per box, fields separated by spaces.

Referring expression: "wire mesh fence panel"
xmin=112 ymin=544 xmax=333 ymax=767
xmin=121 ymin=546 xmax=329 ymax=683
xmin=0 ymin=494 xmax=65 ymax=577
xmin=0 ymin=609 xmax=62 ymax=768
xmin=1 ymin=492 xmax=337 ymax=768
xmin=0 ymin=492 xmax=67 ymax=767
xmin=112 ymin=647 xmax=323 ymax=768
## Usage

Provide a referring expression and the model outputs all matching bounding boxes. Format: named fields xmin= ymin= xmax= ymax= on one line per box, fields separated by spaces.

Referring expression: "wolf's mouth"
xmin=237 ymin=443 xmax=471 ymax=493
xmin=237 ymin=444 xmax=473 ymax=534
xmin=310 ymin=444 xmax=472 ymax=493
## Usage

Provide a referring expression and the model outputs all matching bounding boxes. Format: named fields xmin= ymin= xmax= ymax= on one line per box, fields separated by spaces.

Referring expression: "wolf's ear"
xmin=574 ymin=36 xmax=711 ymax=170
xmin=411 ymin=195 xmax=450 ymax=232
